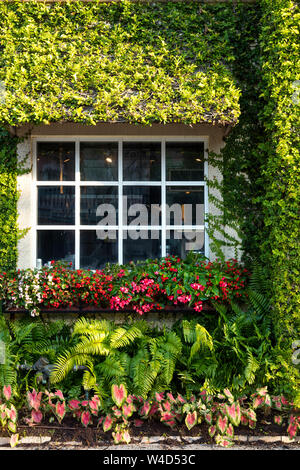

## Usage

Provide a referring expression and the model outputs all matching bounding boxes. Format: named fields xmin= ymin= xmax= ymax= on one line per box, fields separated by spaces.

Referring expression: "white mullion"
xmin=122 ymin=181 xmax=161 ymax=186
xmin=167 ymin=225 xmax=205 ymax=230
xmin=35 ymin=181 xmax=75 ymax=186
xmin=36 ymin=225 xmax=77 ymax=231
xmin=32 ymin=139 xmax=38 ymax=268
xmin=79 ymin=225 xmax=118 ymax=230
xmin=165 ymin=181 xmax=206 ymax=187
xmin=204 ymin=139 xmax=210 ymax=260
xmin=161 ymin=139 xmax=166 ymax=258
xmin=118 ymin=140 xmax=123 ymax=264
xmin=79 ymin=181 xmax=119 ymax=187
xmin=75 ymin=139 xmax=80 ymax=269
xmin=123 ymin=226 xmax=161 ymax=231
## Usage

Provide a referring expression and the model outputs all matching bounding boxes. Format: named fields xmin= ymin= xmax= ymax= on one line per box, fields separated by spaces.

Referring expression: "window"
xmin=34 ymin=137 xmax=208 ymax=269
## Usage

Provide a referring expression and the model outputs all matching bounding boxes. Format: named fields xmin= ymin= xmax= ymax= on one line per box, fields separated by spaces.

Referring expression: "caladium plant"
xmin=0 ymin=384 xmax=299 ymax=449
xmin=0 ymin=385 xmax=19 ymax=448
xmin=111 ymin=384 xmax=127 ymax=408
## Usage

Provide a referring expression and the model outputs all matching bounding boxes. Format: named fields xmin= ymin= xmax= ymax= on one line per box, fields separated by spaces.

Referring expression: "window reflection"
xmin=80 ymin=230 xmax=118 ymax=269
xmin=166 ymin=142 xmax=204 ymax=181
xmin=80 ymin=142 xmax=118 ymax=181
xmin=123 ymin=230 xmax=161 ymax=264
xmin=37 ymin=142 xmax=75 ymax=181
xmin=80 ymin=186 xmax=118 ymax=225
xmin=166 ymin=229 xmax=205 ymax=259
xmin=38 ymin=186 xmax=75 ymax=225
xmin=123 ymin=142 xmax=161 ymax=181
xmin=37 ymin=230 xmax=75 ymax=267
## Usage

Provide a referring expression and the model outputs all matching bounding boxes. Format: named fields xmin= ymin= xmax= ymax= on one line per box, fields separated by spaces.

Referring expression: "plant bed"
xmin=2 ymin=302 xmax=216 ymax=315
xmin=0 ymin=415 xmax=297 ymax=448
xmin=1 ymin=385 xmax=299 ymax=448
xmin=0 ymin=255 xmax=249 ymax=318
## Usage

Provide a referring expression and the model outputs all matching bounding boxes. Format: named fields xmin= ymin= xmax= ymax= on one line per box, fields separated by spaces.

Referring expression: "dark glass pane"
xmin=166 ymin=142 xmax=204 ymax=181
xmin=37 ymin=142 xmax=75 ymax=181
xmin=123 ymin=230 xmax=161 ymax=264
xmin=123 ymin=186 xmax=161 ymax=226
xmin=37 ymin=230 xmax=75 ymax=267
xmin=123 ymin=142 xmax=161 ymax=181
xmin=38 ymin=186 xmax=75 ymax=225
xmin=80 ymin=187 xmax=118 ymax=225
xmin=166 ymin=186 xmax=204 ymax=225
xmin=166 ymin=229 xmax=205 ymax=259
xmin=80 ymin=142 xmax=118 ymax=181
xmin=80 ymin=230 xmax=118 ymax=269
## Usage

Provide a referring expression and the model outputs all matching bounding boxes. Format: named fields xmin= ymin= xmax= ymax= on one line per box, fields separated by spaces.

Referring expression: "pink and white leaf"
xmin=68 ymin=399 xmax=81 ymax=410
xmin=3 ymin=385 xmax=12 ymax=401
xmin=216 ymin=415 xmax=228 ymax=434
xmin=8 ymin=420 xmax=16 ymax=433
xmin=10 ymin=434 xmax=19 ymax=448
xmin=208 ymin=425 xmax=216 ymax=438
xmin=55 ymin=401 xmax=66 ymax=423
xmin=122 ymin=403 xmax=134 ymax=419
xmin=81 ymin=410 xmax=91 ymax=428
xmin=31 ymin=409 xmax=43 ymax=424
xmin=185 ymin=411 xmax=197 ymax=431
xmin=111 ymin=384 xmax=127 ymax=408
xmin=55 ymin=390 xmax=64 ymax=401
xmin=27 ymin=389 xmax=42 ymax=411
xmin=103 ymin=414 xmax=114 ymax=432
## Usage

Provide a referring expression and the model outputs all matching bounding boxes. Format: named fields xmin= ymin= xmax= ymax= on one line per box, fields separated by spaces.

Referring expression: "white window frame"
xmin=32 ymin=135 xmax=209 ymax=269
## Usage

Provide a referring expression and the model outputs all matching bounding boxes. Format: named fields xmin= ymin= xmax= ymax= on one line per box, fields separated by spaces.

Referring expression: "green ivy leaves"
xmin=0 ymin=0 xmax=240 ymax=126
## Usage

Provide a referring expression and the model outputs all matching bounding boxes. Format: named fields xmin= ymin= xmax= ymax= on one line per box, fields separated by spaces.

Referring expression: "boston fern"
xmin=50 ymin=318 xmax=183 ymax=401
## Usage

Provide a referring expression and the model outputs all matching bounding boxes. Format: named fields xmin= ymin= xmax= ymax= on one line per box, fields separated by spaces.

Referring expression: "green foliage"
xmin=0 ymin=0 xmax=298 ymax=398
xmin=50 ymin=318 xmax=183 ymax=400
xmin=0 ymin=0 xmax=241 ymax=126
xmin=0 ymin=129 xmax=28 ymax=272
xmin=8 ymin=317 xmax=74 ymax=365
xmin=204 ymin=0 xmax=299 ymax=387
xmin=258 ymin=0 xmax=300 ymax=349
xmin=0 ymin=313 xmax=17 ymax=390
xmin=205 ymin=3 xmax=265 ymax=262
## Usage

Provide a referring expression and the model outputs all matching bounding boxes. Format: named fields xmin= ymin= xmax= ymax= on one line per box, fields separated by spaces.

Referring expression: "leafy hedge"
xmin=0 ymin=0 xmax=241 ymax=126
xmin=258 ymin=0 xmax=300 ymax=347
xmin=0 ymin=129 xmax=24 ymax=272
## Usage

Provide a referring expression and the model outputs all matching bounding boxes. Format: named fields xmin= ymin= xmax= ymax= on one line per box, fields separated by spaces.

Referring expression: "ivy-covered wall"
xmin=0 ymin=0 xmax=241 ymax=126
xmin=259 ymin=0 xmax=300 ymax=346
xmin=0 ymin=129 xmax=20 ymax=272
xmin=0 ymin=1 xmax=299 ymax=357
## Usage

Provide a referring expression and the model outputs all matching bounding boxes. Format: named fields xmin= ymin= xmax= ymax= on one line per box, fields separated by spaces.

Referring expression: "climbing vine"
xmin=0 ymin=0 xmax=241 ymax=126
xmin=0 ymin=1 xmax=298 ymax=374
xmin=0 ymin=129 xmax=27 ymax=272
xmin=259 ymin=0 xmax=300 ymax=345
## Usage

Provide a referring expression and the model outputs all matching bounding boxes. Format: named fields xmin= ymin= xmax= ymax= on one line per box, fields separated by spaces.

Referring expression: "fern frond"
xmin=109 ymin=325 xmax=143 ymax=349
xmin=244 ymin=350 xmax=259 ymax=384
xmin=82 ymin=360 xmax=97 ymax=391
xmin=248 ymin=289 xmax=271 ymax=317
xmin=72 ymin=318 xmax=112 ymax=338
xmin=189 ymin=324 xmax=214 ymax=362
xmin=95 ymin=356 xmax=125 ymax=380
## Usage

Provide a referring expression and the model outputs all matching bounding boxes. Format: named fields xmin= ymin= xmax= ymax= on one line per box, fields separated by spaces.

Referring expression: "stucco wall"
xmin=16 ymin=122 xmax=232 ymax=269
